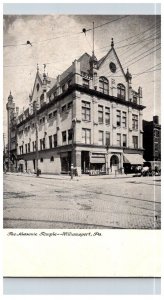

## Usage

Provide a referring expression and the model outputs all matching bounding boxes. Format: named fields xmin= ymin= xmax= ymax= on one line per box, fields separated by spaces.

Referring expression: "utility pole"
xmin=34 ymin=101 xmax=39 ymax=176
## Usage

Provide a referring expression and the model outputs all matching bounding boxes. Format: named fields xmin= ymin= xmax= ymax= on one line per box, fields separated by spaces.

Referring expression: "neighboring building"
xmin=9 ymin=38 xmax=145 ymax=175
xmin=143 ymin=116 xmax=161 ymax=162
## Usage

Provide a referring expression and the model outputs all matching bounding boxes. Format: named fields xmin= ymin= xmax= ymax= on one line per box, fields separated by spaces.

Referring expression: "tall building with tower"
xmin=143 ymin=116 xmax=161 ymax=162
xmin=7 ymin=38 xmax=145 ymax=175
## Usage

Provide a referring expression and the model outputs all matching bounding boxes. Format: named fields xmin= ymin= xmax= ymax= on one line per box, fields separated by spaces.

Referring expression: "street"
xmin=3 ymin=173 xmax=161 ymax=229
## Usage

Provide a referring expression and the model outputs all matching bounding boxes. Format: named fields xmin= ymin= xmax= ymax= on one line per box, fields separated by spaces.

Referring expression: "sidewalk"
xmin=4 ymin=171 xmax=135 ymax=181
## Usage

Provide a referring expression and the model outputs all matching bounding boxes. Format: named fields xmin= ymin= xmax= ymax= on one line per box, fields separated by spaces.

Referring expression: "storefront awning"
xmin=123 ymin=154 xmax=144 ymax=165
xmin=90 ymin=157 xmax=105 ymax=164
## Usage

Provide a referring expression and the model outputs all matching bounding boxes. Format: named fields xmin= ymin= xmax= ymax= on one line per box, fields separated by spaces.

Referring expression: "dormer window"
xmin=99 ymin=77 xmax=109 ymax=95
xmin=117 ymin=84 xmax=125 ymax=100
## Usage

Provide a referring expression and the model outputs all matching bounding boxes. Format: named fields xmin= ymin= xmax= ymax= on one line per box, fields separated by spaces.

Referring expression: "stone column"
xmin=72 ymin=91 xmax=81 ymax=143
xmin=73 ymin=150 xmax=81 ymax=176
xmin=92 ymin=97 xmax=98 ymax=145
xmin=112 ymin=103 xmax=116 ymax=146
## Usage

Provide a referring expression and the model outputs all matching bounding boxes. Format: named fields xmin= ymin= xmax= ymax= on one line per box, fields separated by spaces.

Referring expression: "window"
xmin=62 ymin=131 xmax=67 ymax=144
xmin=40 ymin=138 xmax=45 ymax=150
xmin=99 ymin=76 xmax=109 ymax=94
xmin=106 ymin=131 xmax=110 ymax=146
xmin=28 ymin=143 xmax=30 ymax=152
xmin=53 ymin=134 xmax=57 ymax=147
xmin=49 ymin=112 xmax=53 ymax=119
xmin=68 ymin=79 xmax=72 ymax=87
xmin=83 ymin=78 xmax=89 ymax=88
xmin=98 ymin=131 xmax=104 ymax=145
xmin=132 ymin=114 xmax=138 ymax=130
xmin=67 ymin=102 xmax=73 ymax=109
xmin=40 ymin=158 xmax=43 ymax=162
xmin=25 ymin=144 xmax=27 ymax=153
xmin=50 ymin=156 xmax=54 ymax=162
xmin=116 ymin=110 xmax=121 ymax=127
xmin=117 ymin=133 xmax=121 ymax=147
xmin=98 ymin=105 xmax=103 ymax=123
xmin=133 ymin=96 xmax=137 ymax=104
xmin=122 ymin=111 xmax=127 ymax=128
xmin=117 ymin=83 xmax=125 ymax=100
xmin=53 ymin=110 xmax=57 ymax=118
xmin=105 ymin=107 xmax=110 ymax=125
xmin=62 ymin=84 xmax=66 ymax=93
xmin=132 ymin=136 xmax=138 ymax=149
xmin=32 ymin=141 xmax=36 ymax=152
xmin=49 ymin=135 xmax=52 ymax=148
xmin=36 ymin=83 xmax=40 ymax=92
xmin=123 ymin=134 xmax=127 ymax=147
xmin=68 ymin=129 xmax=73 ymax=144
xmin=62 ymin=105 xmax=67 ymax=113
xmin=82 ymin=128 xmax=91 ymax=144
xmin=42 ymin=117 xmax=45 ymax=123
xmin=82 ymin=101 xmax=91 ymax=121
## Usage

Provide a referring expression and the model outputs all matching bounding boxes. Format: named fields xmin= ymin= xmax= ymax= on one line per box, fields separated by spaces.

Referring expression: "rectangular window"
xmin=49 ymin=112 xmax=52 ymax=119
xmin=132 ymin=136 xmax=138 ymax=149
xmin=83 ymin=78 xmax=89 ymax=88
xmin=32 ymin=141 xmax=36 ymax=152
xmin=116 ymin=133 xmax=121 ymax=147
xmin=98 ymin=131 xmax=104 ymax=145
xmin=25 ymin=144 xmax=27 ymax=153
xmin=98 ymin=105 xmax=103 ymax=123
xmin=53 ymin=110 xmax=57 ymax=118
xmin=122 ymin=111 xmax=127 ymax=128
xmin=105 ymin=107 xmax=110 ymax=125
xmin=62 ymin=105 xmax=67 ymax=113
xmin=28 ymin=143 xmax=30 ymax=152
xmin=62 ymin=84 xmax=66 ymax=93
xmin=62 ymin=131 xmax=67 ymax=144
xmin=82 ymin=128 xmax=91 ymax=144
xmin=68 ymin=129 xmax=73 ymax=144
xmin=116 ymin=110 xmax=121 ymax=127
xmin=132 ymin=114 xmax=138 ymax=130
xmin=49 ymin=135 xmax=52 ymax=148
xmin=67 ymin=102 xmax=73 ymax=109
xmin=133 ymin=96 xmax=137 ymax=104
xmin=42 ymin=117 xmax=45 ymax=123
xmin=106 ymin=131 xmax=110 ymax=146
xmin=82 ymin=101 xmax=91 ymax=121
xmin=53 ymin=134 xmax=57 ymax=147
xmin=123 ymin=134 xmax=127 ymax=147
xmin=40 ymin=139 xmax=42 ymax=150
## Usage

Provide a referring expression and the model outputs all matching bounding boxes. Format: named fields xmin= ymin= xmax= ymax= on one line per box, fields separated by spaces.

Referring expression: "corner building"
xmin=16 ymin=39 xmax=145 ymax=175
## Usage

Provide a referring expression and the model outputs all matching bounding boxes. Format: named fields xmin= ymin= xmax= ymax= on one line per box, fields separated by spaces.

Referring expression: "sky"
xmin=3 ymin=14 xmax=161 ymax=136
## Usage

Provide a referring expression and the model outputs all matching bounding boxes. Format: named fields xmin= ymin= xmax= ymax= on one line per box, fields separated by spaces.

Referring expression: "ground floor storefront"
xmin=16 ymin=146 xmax=144 ymax=176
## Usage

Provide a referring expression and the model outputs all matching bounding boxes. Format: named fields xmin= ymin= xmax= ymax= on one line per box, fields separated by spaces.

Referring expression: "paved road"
xmin=3 ymin=173 xmax=161 ymax=229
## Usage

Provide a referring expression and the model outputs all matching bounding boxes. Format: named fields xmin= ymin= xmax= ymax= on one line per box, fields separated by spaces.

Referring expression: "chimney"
xmin=153 ymin=115 xmax=159 ymax=125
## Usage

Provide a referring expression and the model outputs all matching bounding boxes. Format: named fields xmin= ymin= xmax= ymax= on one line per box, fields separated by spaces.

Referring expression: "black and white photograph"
xmin=3 ymin=12 xmax=161 ymax=231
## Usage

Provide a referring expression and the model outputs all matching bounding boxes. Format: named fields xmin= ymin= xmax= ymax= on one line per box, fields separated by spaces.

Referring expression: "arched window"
xmin=117 ymin=84 xmax=126 ymax=100
xmin=40 ymin=158 xmax=43 ymax=162
xmin=99 ymin=77 xmax=109 ymax=95
xmin=50 ymin=156 xmax=54 ymax=162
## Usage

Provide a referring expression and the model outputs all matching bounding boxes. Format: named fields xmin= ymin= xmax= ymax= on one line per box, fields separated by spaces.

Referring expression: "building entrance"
xmin=110 ymin=154 xmax=119 ymax=173
xmin=81 ymin=151 xmax=90 ymax=174
xmin=61 ymin=152 xmax=71 ymax=173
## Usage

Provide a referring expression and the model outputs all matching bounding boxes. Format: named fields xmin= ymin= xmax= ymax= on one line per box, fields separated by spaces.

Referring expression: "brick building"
xmin=143 ymin=116 xmax=161 ymax=162
xmin=8 ymin=39 xmax=145 ymax=175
